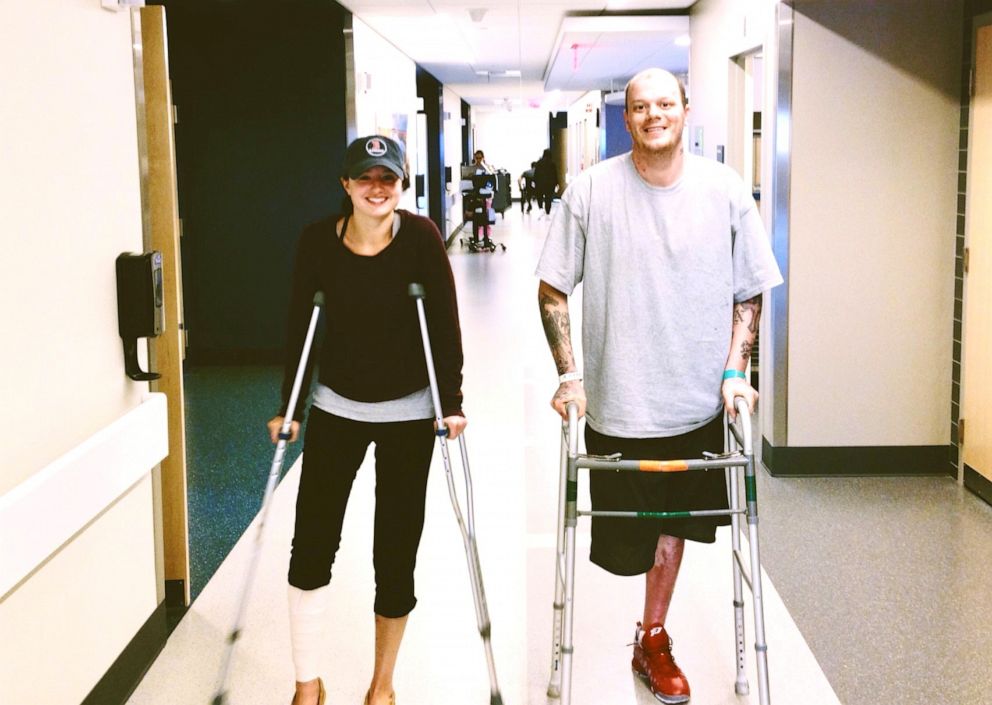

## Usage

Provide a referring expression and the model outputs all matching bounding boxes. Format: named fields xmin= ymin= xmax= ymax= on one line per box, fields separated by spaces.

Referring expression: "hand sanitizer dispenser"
xmin=115 ymin=251 xmax=164 ymax=381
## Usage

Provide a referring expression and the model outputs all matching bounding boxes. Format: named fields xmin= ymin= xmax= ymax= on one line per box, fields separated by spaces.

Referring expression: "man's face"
xmin=623 ymin=72 xmax=688 ymax=157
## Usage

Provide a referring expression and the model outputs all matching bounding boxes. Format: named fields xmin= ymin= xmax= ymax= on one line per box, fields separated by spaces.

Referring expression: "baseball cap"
xmin=342 ymin=135 xmax=407 ymax=180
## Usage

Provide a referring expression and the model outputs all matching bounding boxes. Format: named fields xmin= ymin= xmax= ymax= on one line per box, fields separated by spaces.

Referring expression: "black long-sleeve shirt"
xmin=279 ymin=210 xmax=463 ymax=421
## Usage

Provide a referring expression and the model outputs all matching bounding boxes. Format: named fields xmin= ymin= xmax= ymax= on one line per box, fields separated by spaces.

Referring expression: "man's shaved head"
xmin=625 ymin=69 xmax=687 ymax=112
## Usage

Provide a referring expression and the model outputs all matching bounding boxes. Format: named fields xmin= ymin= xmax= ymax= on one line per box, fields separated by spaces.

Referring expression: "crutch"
xmin=547 ymin=397 xmax=771 ymax=705
xmin=408 ymin=282 xmax=504 ymax=705
xmin=210 ymin=291 xmax=324 ymax=705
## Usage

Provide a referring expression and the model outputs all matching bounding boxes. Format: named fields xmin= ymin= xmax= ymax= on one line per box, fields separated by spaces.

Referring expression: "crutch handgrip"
xmin=408 ymin=282 xmax=426 ymax=298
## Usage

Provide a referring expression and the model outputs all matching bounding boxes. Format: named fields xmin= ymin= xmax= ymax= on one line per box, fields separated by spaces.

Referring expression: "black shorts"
xmin=585 ymin=414 xmax=729 ymax=576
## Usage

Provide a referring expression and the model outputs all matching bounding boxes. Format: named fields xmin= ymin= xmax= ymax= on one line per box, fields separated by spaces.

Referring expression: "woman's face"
xmin=341 ymin=166 xmax=402 ymax=217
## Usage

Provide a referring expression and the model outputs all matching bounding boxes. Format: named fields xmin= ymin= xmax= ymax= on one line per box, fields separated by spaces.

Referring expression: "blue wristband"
xmin=723 ymin=369 xmax=747 ymax=381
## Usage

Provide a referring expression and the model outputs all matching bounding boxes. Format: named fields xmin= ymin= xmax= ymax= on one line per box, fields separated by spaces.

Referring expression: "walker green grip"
xmin=408 ymin=282 xmax=426 ymax=298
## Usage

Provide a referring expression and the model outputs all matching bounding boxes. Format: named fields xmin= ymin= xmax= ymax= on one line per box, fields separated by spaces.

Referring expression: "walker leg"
xmin=561 ymin=516 xmax=577 ymax=705
xmin=726 ymin=423 xmax=750 ymax=696
xmin=547 ymin=424 xmax=569 ymax=698
xmin=745 ymin=453 xmax=771 ymax=705
xmin=730 ymin=465 xmax=750 ymax=696
xmin=559 ymin=407 xmax=580 ymax=705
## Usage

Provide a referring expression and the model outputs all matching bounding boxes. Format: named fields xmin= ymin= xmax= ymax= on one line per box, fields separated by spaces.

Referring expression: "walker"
xmin=546 ymin=398 xmax=771 ymax=705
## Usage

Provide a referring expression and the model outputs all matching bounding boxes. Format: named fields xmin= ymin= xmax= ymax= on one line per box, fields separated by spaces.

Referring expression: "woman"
xmin=268 ymin=135 xmax=466 ymax=705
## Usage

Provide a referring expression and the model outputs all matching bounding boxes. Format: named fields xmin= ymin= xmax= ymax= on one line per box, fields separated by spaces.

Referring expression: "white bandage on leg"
xmin=288 ymin=584 xmax=330 ymax=683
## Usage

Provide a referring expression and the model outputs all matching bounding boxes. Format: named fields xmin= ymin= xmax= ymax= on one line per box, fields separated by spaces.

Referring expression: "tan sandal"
xmin=363 ymin=690 xmax=395 ymax=705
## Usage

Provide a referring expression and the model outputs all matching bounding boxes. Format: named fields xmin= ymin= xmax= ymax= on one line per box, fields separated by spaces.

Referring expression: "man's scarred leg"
xmin=644 ymin=534 xmax=684 ymax=624
xmin=633 ymin=533 xmax=690 ymax=704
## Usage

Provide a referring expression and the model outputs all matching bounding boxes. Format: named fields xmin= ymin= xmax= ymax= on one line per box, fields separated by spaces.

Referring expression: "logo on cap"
xmin=366 ymin=138 xmax=388 ymax=157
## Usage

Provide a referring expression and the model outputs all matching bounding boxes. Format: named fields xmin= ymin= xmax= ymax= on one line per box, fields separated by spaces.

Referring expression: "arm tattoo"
xmin=741 ymin=339 xmax=753 ymax=361
xmin=540 ymin=291 xmax=575 ymax=374
xmin=734 ymin=294 xmax=762 ymax=335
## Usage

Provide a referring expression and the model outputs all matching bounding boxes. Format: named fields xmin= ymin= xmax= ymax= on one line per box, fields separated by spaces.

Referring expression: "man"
xmin=535 ymin=69 xmax=782 ymax=704
xmin=519 ymin=161 xmax=537 ymax=213
xmin=533 ymin=149 xmax=560 ymax=215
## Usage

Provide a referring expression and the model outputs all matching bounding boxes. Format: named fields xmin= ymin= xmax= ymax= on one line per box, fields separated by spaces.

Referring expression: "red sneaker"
xmin=632 ymin=622 xmax=690 ymax=704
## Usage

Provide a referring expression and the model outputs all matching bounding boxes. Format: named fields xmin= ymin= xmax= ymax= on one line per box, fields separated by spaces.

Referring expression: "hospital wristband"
xmin=558 ymin=371 xmax=583 ymax=384
xmin=723 ymin=369 xmax=747 ymax=381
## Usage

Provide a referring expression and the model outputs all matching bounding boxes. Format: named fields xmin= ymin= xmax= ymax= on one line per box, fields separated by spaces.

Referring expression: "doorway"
xmin=961 ymin=16 xmax=992 ymax=500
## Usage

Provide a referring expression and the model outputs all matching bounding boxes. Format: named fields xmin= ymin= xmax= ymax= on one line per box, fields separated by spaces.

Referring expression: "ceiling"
xmin=334 ymin=0 xmax=696 ymax=111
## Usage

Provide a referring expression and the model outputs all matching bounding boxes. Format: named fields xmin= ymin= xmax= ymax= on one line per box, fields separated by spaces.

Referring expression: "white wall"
xmin=689 ymin=0 xmax=780 ymax=441
xmin=443 ymin=86 xmax=465 ymax=230
xmin=472 ymin=108 xmax=550 ymax=190
xmin=0 ymin=1 xmax=159 ymax=702
xmin=352 ymin=18 xmax=421 ymax=213
xmin=566 ymin=90 xmax=602 ymax=183
xmin=787 ymin=2 xmax=959 ymax=446
xmin=689 ymin=0 xmax=774 ymax=162
xmin=688 ymin=0 xmax=958 ymax=451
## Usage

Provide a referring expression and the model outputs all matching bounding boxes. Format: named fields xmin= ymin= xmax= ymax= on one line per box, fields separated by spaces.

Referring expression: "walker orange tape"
xmin=638 ymin=460 xmax=689 ymax=472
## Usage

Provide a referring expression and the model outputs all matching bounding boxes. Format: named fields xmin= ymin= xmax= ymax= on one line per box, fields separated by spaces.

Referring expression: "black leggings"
xmin=288 ymin=408 xmax=435 ymax=618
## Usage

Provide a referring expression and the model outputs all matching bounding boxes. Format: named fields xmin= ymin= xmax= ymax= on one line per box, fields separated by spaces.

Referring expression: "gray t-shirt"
xmin=535 ymin=152 xmax=783 ymax=438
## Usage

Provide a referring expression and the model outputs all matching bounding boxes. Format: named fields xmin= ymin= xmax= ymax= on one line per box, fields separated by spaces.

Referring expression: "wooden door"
xmin=962 ymin=22 xmax=992 ymax=487
xmin=141 ymin=6 xmax=191 ymax=604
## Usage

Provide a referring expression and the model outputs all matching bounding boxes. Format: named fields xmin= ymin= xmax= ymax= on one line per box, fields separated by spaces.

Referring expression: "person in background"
xmin=535 ymin=69 xmax=782 ymax=704
xmin=519 ymin=161 xmax=537 ymax=213
xmin=470 ymin=149 xmax=497 ymax=245
xmin=532 ymin=149 xmax=560 ymax=215
xmin=472 ymin=149 xmax=495 ymax=174
xmin=270 ymin=134 xmax=466 ymax=705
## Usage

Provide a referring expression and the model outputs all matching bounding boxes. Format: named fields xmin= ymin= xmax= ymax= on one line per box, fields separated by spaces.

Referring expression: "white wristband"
xmin=558 ymin=371 xmax=582 ymax=384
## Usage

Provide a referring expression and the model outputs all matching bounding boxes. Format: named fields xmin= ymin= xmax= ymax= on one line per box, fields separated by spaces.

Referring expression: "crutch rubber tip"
xmin=313 ymin=291 xmax=325 ymax=307
xmin=490 ymin=694 xmax=503 ymax=705
xmin=408 ymin=282 xmax=426 ymax=298
xmin=228 ymin=629 xmax=241 ymax=644
xmin=211 ymin=693 xmax=227 ymax=705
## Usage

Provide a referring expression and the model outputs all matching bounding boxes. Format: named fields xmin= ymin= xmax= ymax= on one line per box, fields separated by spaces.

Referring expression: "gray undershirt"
xmin=312 ymin=383 xmax=434 ymax=423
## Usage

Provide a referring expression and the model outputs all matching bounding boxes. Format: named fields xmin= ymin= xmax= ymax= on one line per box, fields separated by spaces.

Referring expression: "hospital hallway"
xmin=125 ymin=208 xmax=992 ymax=705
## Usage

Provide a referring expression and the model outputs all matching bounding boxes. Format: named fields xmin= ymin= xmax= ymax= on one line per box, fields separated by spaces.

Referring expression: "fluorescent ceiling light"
xmin=675 ymin=34 xmax=691 ymax=47
xmin=505 ymin=69 xmax=521 ymax=77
